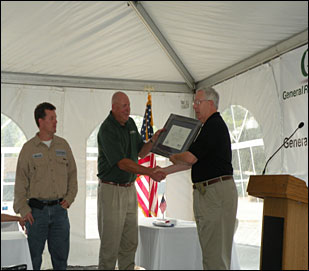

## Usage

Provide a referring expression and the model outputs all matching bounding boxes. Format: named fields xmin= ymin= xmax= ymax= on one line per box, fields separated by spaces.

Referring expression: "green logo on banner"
xmin=301 ymin=49 xmax=308 ymax=77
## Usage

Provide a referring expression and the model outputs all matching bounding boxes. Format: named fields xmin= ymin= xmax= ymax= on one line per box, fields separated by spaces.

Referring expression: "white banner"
xmin=280 ymin=45 xmax=308 ymax=185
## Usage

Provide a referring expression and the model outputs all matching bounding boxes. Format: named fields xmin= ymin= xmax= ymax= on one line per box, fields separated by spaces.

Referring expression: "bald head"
xmin=111 ymin=91 xmax=131 ymax=126
xmin=112 ymin=91 xmax=129 ymax=106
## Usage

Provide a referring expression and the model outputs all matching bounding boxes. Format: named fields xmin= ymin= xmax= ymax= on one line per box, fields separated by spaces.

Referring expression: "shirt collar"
xmin=204 ymin=112 xmax=220 ymax=126
xmin=34 ymin=132 xmax=58 ymax=147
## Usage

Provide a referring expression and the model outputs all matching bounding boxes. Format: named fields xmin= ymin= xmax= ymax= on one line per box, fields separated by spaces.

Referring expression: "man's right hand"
xmin=150 ymin=166 xmax=166 ymax=182
xmin=24 ymin=212 xmax=34 ymax=225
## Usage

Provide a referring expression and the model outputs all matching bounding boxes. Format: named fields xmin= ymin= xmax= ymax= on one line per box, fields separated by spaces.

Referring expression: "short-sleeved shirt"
xmin=13 ymin=133 xmax=78 ymax=217
xmin=189 ymin=112 xmax=233 ymax=183
xmin=97 ymin=111 xmax=144 ymax=184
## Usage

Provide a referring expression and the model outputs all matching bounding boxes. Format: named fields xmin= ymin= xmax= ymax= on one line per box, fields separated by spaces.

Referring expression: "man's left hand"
xmin=60 ymin=200 xmax=70 ymax=209
xmin=151 ymin=128 xmax=166 ymax=143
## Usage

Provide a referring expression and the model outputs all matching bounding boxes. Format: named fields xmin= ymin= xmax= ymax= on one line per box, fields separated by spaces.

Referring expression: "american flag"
xmin=135 ymin=93 xmax=158 ymax=217
xmin=159 ymin=194 xmax=167 ymax=214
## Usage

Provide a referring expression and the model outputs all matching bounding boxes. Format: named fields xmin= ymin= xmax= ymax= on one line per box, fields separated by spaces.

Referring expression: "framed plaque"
xmin=151 ymin=114 xmax=202 ymax=157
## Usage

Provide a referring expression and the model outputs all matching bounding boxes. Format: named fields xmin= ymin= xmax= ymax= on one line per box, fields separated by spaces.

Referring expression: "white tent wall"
xmin=214 ymin=45 xmax=308 ymax=185
xmin=1 ymin=84 xmax=194 ymax=267
xmin=279 ymin=46 xmax=308 ymax=183
xmin=215 ymin=63 xmax=282 ymax=174
xmin=1 ymin=84 xmax=64 ymax=139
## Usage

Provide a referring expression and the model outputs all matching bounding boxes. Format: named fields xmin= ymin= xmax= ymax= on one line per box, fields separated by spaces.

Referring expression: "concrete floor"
xmin=235 ymin=243 xmax=260 ymax=270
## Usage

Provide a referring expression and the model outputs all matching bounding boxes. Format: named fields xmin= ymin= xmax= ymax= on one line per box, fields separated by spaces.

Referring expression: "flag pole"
xmin=136 ymin=90 xmax=159 ymax=218
xmin=162 ymin=194 xmax=165 ymax=220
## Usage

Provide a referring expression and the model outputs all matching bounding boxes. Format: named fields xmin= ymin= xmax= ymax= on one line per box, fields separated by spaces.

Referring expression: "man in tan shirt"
xmin=13 ymin=102 xmax=78 ymax=270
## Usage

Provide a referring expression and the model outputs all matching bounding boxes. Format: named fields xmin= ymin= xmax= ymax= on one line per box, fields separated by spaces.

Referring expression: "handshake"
xmin=147 ymin=154 xmax=192 ymax=182
xmin=149 ymin=166 xmax=168 ymax=182
xmin=146 ymin=154 xmax=192 ymax=182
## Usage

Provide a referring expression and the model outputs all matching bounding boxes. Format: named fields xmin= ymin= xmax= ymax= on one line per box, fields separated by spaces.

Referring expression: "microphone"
xmin=298 ymin=122 xmax=304 ymax=128
xmin=262 ymin=122 xmax=304 ymax=175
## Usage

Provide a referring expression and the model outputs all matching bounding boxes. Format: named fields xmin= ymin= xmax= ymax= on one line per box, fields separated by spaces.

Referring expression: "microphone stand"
xmin=262 ymin=125 xmax=303 ymax=175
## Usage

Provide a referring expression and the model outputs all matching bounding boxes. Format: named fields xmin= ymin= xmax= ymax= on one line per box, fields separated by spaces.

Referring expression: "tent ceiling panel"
xmin=143 ymin=1 xmax=308 ymax=81
xmin=128 ymin=1 xmax=195 ymax=89
xmin=1 ymin=1 xmax=184 ymax=83
xmin=1 ymin=1 xmax=308 ymax=91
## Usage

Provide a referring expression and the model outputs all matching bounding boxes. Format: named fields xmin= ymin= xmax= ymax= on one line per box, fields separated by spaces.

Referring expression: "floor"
xmin=235 ymin=243 xmax=260 ymax=270
xmin=64 ymin=242 xmax=260 ymax=270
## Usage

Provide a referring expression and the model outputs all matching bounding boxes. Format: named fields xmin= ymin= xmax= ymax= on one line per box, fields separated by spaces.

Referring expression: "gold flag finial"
xmin=144 ymin=85 xmax=154 ymax=93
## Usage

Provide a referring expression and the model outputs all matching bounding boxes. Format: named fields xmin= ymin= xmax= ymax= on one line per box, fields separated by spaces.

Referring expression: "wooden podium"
xmin=247 ymin=175 xmax=308 ymax=270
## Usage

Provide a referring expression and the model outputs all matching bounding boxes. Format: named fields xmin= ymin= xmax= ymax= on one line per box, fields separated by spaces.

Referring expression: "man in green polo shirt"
xmin=97 ymin=91 xmax=165 ymax=270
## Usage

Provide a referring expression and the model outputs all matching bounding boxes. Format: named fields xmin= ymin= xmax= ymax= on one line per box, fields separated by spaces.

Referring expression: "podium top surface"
xmin=247 ymin=174 xmax=308 ymax=203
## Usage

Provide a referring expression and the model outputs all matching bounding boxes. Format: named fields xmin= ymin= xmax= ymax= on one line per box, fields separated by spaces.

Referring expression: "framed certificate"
xmin=151 ymin=114 xmax=202 ymax=157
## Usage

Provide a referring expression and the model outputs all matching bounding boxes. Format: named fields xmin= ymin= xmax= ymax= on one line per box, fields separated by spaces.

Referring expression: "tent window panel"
xmin=241 ymin=117 xmax=263 ymax=141
xmin=232 ymin=149 xmax=241 ymax=181
xmin=85 ymin=127 xmax=99 ymax=240
xmin=222 ymin=106 xmax=264 ymax=249
xmin=251 ymin=145 xmax=266 ymax=174
xmin=1 ymin=113 xmax=27 ymax=214
xmin=3 ymin=185 xmax=15 ymax=202
xmin=239 ymin=148 xmax=254 ymax=180
xmin=4 ymin=171 xmax=16 ymax=183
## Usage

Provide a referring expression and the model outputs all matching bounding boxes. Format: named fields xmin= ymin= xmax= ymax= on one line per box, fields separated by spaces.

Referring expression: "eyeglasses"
xmin=192 ymin=99 xmax=209 ymax=106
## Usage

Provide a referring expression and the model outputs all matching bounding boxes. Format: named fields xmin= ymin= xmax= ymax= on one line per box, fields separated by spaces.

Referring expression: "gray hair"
xmin=196 ymin=87 xmax=219 ymax=109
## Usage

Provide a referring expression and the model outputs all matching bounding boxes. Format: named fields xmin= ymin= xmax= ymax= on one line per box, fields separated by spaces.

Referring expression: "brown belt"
xmin=100 ymin=179 xmax=133 ymax=187
xmin=193 ymin=175 xmax=233 ymax=189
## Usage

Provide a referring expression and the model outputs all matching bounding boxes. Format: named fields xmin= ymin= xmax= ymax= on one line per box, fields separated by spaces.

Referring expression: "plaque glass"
xmin=151 ymin=114 xmax=202 ymax=157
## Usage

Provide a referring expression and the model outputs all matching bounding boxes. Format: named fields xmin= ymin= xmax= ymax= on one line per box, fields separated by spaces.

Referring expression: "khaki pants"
xmin=97 ymin=182 xmax=138 ymax=270
xmin=193 ymin=179 xmax=238 ymax=270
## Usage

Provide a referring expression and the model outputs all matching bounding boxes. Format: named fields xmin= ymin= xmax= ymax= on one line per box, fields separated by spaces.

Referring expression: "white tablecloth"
xmin=136 ymin=217 xmax=240 ymax=270
xmin=1 ymin=231 xmax=33 ymax=270
xmin=1 ymin=221 xmax=19 ymax=232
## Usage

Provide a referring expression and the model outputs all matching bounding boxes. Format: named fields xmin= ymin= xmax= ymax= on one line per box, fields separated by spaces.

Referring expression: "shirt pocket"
xmin=56 ymin=157 xmax=69 ymax=177
xmin=32 ymin=158 xmax=48 ymax=181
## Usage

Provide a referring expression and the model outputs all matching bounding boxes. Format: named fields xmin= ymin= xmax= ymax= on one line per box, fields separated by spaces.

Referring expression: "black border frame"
xmin=151 ymin=114 xmax=202 ymax=157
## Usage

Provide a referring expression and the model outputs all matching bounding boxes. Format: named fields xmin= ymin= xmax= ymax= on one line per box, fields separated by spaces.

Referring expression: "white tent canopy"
xmin=1 ymin=1 xmax=307 ymax=91
xmin=1 ymin=1 xmax=308 ymax=268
